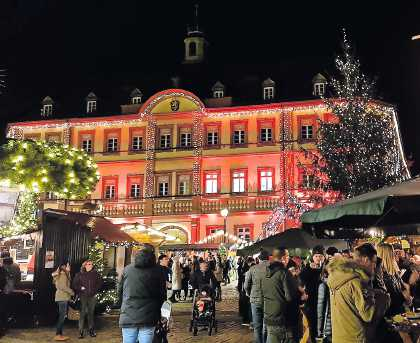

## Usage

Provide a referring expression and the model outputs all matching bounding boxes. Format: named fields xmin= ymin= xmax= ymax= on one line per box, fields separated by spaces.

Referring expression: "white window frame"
xmin=232 ymin=171 xmax=246 ymax=193
xmin=302 ymin=173 xmax=315 ymax=189
xmin=105 ymin=185 xmax=115 ymax=199
xmin=82 ymin=139 xmax=93 ymax=153
xmin=207 ymin=131 xmax=219 ymax=146
xmin=237 ymin=227 xmax=251 ymax=242
xmin=107 ymin=137 xmax=118 ymax=152
xmin=180 ymin=132 xmax=192 ymax=148
xmin=301 ymin=125 xmax=313 ymax=140
xmin=260 ymin=127 xmax=273 ymax=142
xmin=213 ymin=90 xmax=224 ymax=98
xmin=130 ymin=184 xmax=141 ymax=198
xmin=42 ymin=104 xmax=53 ymax=116
xmin=314 ymin=83 xmax=326 ymax=96
xmin=160 ymin=134 xmax=171 ymax=149
xmin=179 ymin=180 xmax=189 ymax=195
xmin=132 ymin=136 xmax=143 ymax=151
xmin=233 ymin=130 xmax=245 ymax=145
xmin=87 ymin=100 xmax=97 ymax=113
xmin=131 ymin=96 xmax=142 ymax=104
xmin=158 ymin=181 xmax=169 ymax=196
xmin=260 ymin=170 xmax=273 ymax=192
xmin=263 ymin=86 xmax=274 ymax=100
xmin=205 ymin=173 xmax=218 ymax=194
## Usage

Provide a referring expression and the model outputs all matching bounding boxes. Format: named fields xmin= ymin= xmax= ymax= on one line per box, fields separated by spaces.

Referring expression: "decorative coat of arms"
xmin=170 ymin=99 xmax=180 ymax=112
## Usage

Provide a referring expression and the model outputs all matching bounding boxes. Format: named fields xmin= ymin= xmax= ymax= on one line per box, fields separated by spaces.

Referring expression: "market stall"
xmin=236 ymin=228 xmax=347 ymax=256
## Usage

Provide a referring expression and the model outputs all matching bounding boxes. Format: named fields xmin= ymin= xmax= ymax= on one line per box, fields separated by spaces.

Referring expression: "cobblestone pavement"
xmin=2 ymin=283 xmax=253 ymax=343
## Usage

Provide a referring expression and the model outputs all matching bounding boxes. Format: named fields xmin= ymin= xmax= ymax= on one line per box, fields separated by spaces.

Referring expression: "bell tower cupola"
xmin=183 ymin=4 xmax=207 ymax=64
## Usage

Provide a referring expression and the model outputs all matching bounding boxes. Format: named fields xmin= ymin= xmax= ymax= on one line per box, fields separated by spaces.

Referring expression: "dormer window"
xmin=262 ymin=78 xmax=275 ymax=100
xmin=130 ymin=88 xmax=143 ymax=105
xmin=213 ymin=90 xmax=224 ymax=98
xmin=85 ymin=92 xmax=98 ymax=114
xmin=263 ymin=87 xmax=274 ymax=100
xmin=314 ymin=82 xmax=326 ymax=96
xmin=40 ymin=96 xmax=54 ymax=117
xmin=87 ymin=100 xmax=97 ymax=113
xmin=189 ymin=42 xmax=197 ymax=57
xmin=42 ymin=104 xmax=53 ymax=117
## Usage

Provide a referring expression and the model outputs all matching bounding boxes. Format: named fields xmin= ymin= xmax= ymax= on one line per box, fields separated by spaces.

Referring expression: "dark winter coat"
xmin=189 ymin=270 xmax=217 ymax=290
xmin=2 ymin=257 xmax=21 ymax=288
xmin=300 ymin=263 xmax=322 ymax=311
xmin=261 ymin=261 xmax=300 ymax=328
xmin=0 ymin=266 xmax=6 ymax=292
xmin=382 ymin=270 xmax=405 ymax=316
xmin=118 ymin=249 xmax=167 ymax=328
xmin=73 ymin=269 xmax=103 ymax=297
xmin=317 ymin=280 xmax=332 ymax=338
xmin=244 ymin=260 xmax=270 ymax=306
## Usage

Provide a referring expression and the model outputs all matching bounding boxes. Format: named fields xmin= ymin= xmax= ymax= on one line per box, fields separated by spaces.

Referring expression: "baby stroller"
xmin=189 ymin=285 xmax=217 ymax=336
xmin=153 ymin=301 xmax=172 ymax=343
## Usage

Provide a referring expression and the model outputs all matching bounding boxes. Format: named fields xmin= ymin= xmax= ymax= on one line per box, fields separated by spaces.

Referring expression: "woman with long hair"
xmin=377 ymin=243 xmax=412 ymax=316
xmin=52 ymin=262 xmax=74 ymax=341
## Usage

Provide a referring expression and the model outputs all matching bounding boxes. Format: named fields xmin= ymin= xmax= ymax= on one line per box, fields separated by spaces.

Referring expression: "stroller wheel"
xmin=193 ymin=326 xmax=198 ymax=336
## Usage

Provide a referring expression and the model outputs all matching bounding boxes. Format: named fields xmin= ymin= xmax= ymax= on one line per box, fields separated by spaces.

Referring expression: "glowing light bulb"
xmin=41 ymin=177 xmax=48 ymax=183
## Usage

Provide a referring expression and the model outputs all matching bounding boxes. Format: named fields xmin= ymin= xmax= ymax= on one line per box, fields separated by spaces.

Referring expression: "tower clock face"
xmin=170 ymin=99 xmax=180 ymax=111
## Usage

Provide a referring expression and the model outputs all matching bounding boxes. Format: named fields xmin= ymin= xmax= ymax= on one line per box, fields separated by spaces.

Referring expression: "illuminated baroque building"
xmin=4 ymin=14 xmax=406 ymax=245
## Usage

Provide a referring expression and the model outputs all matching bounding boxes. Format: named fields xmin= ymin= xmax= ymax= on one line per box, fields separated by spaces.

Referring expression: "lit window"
xmin=87 ymin=100 xmax=97 ymax=113
xmin=42 ymin=104 xmax=53 ymax=116
xmin=260 ymin=128 xmax=272 ymax=142
xmin=301 ymin=125 xmax=313 ymax=140
xmin=178 ymin=175 xmax=190 ymax=195
xmin=232 ymin=170 xmax=246 ymax=193
xmin=189 ymin=42 xmax=197 ymax=57
xmin=233 ymin=130 xmax=245 ymax=145
xmin=263 ymin=87 xmax=274 ymax=100
xmin=259 ymin=169 xmax=273 ymax=192
xmin=180 ymin=132 xmax=192 ymax=148
xmin=46 ymin=191 xmax=57 ymax=200
xmin=205 ymin=173 xmax=218 ymax=194
xmin=213 ymin=90 xmax=224 ymax=98
xmin=131 ymin=96 xmax=142 ymax=104
xmin=132 ymin=136 xmax=143 ymax=151
xmin=105 ymin=185 xmax=115 ymax=199
xmin=159 ymin=128 xmax=172 ymax=149
xmin=82 ymin=139 xmax=93 ymax=153
xmin=237 ymin=227 xmax=251 ymax=242
xmin=130 ymin=184 xmax=141 ymax=198
xmin=107 ymin=137 xmax=118 ymax=152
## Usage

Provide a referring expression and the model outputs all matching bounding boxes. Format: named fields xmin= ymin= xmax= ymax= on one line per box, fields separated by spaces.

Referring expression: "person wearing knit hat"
xmin=300 ymin=245 xmax=325 ymax=343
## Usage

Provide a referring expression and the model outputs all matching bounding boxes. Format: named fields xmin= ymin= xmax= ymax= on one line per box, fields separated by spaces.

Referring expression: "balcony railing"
xmin=39 ymin=193 xmax=289 ymax=217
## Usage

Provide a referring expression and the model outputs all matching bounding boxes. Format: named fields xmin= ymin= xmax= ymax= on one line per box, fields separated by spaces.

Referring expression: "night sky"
xmin=1 ymin=1 xmax=420 ymax=171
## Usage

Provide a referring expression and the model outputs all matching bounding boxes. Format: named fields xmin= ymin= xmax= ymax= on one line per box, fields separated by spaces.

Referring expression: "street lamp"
xmin=220 ymin=208 xmax=229 ymax=243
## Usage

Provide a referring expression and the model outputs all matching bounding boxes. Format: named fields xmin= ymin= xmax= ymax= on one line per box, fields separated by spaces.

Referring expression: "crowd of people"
xmin=239 ymin=243 xmax=420 ymax=343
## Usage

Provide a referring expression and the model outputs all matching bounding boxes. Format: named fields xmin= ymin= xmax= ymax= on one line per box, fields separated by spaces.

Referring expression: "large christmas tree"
xmin=318 ymin=31 xmax=409 ymax=198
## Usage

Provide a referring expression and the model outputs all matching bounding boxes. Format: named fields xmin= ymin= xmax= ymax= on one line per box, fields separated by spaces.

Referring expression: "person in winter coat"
xmin=189 ymin=261 xmax=217 ymax=292
xmin=213 ymin=256 xmax=223 ymax=300
xmin=261 ymin=248 xmax=302 ymax=343
xmin=300 ymin=245 xmax=325 ymax=343
xmin=327 ymin=244 xmax=390 ymax=343
xmin=169 ymin=256 xmax=182 ymax=303
xmin=181 ymin=259 xmax=191 ymax=300
xmin=316 ymin=263 xmax=332 ymax=343
xmin=72 ymin=260 xmax=103 ymax=339
xmin=222 ymin=257 xmax=231 ymax=284
xmin=244 ymin=249 xmax=270 ymax=343
xmin=1 ymin=251 xmax=21 ymax=294
xmin=52 ymin=262 xmax=74 ymax=342
xmin=118 ymin=244 xmax=166 ymax=343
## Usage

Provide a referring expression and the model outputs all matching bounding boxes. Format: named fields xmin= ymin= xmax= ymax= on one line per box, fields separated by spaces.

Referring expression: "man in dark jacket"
xmin=300 ymin=245 xmax=325 ymax=343
xmin=189 ymin=261 xmax=217 ymax=292
xmin=244 ymin=249 xmax=270 ymax=343
xmin=118 ymin=245 xmax=166 ymax=343
xmin=262 ymin=248 xmax=301 ymax=343
xmin=73 ymin=260 xmax=103 ymax=338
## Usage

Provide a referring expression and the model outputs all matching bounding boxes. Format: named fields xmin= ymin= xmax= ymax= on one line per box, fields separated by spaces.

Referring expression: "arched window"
xmin=189 ymin=42 xmax=197 ymax=57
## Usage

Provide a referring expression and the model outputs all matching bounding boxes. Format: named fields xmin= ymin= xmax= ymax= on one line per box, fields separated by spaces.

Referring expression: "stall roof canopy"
xmin=43 ymin=209 xmax=136 ymax=243
xmin=237 ymin=229 xmax=347 ymax=256
xmin=301 ymin=177 xmax=420 ymax=231
xmin=159 ymin=243 xmax=220 ymax=251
